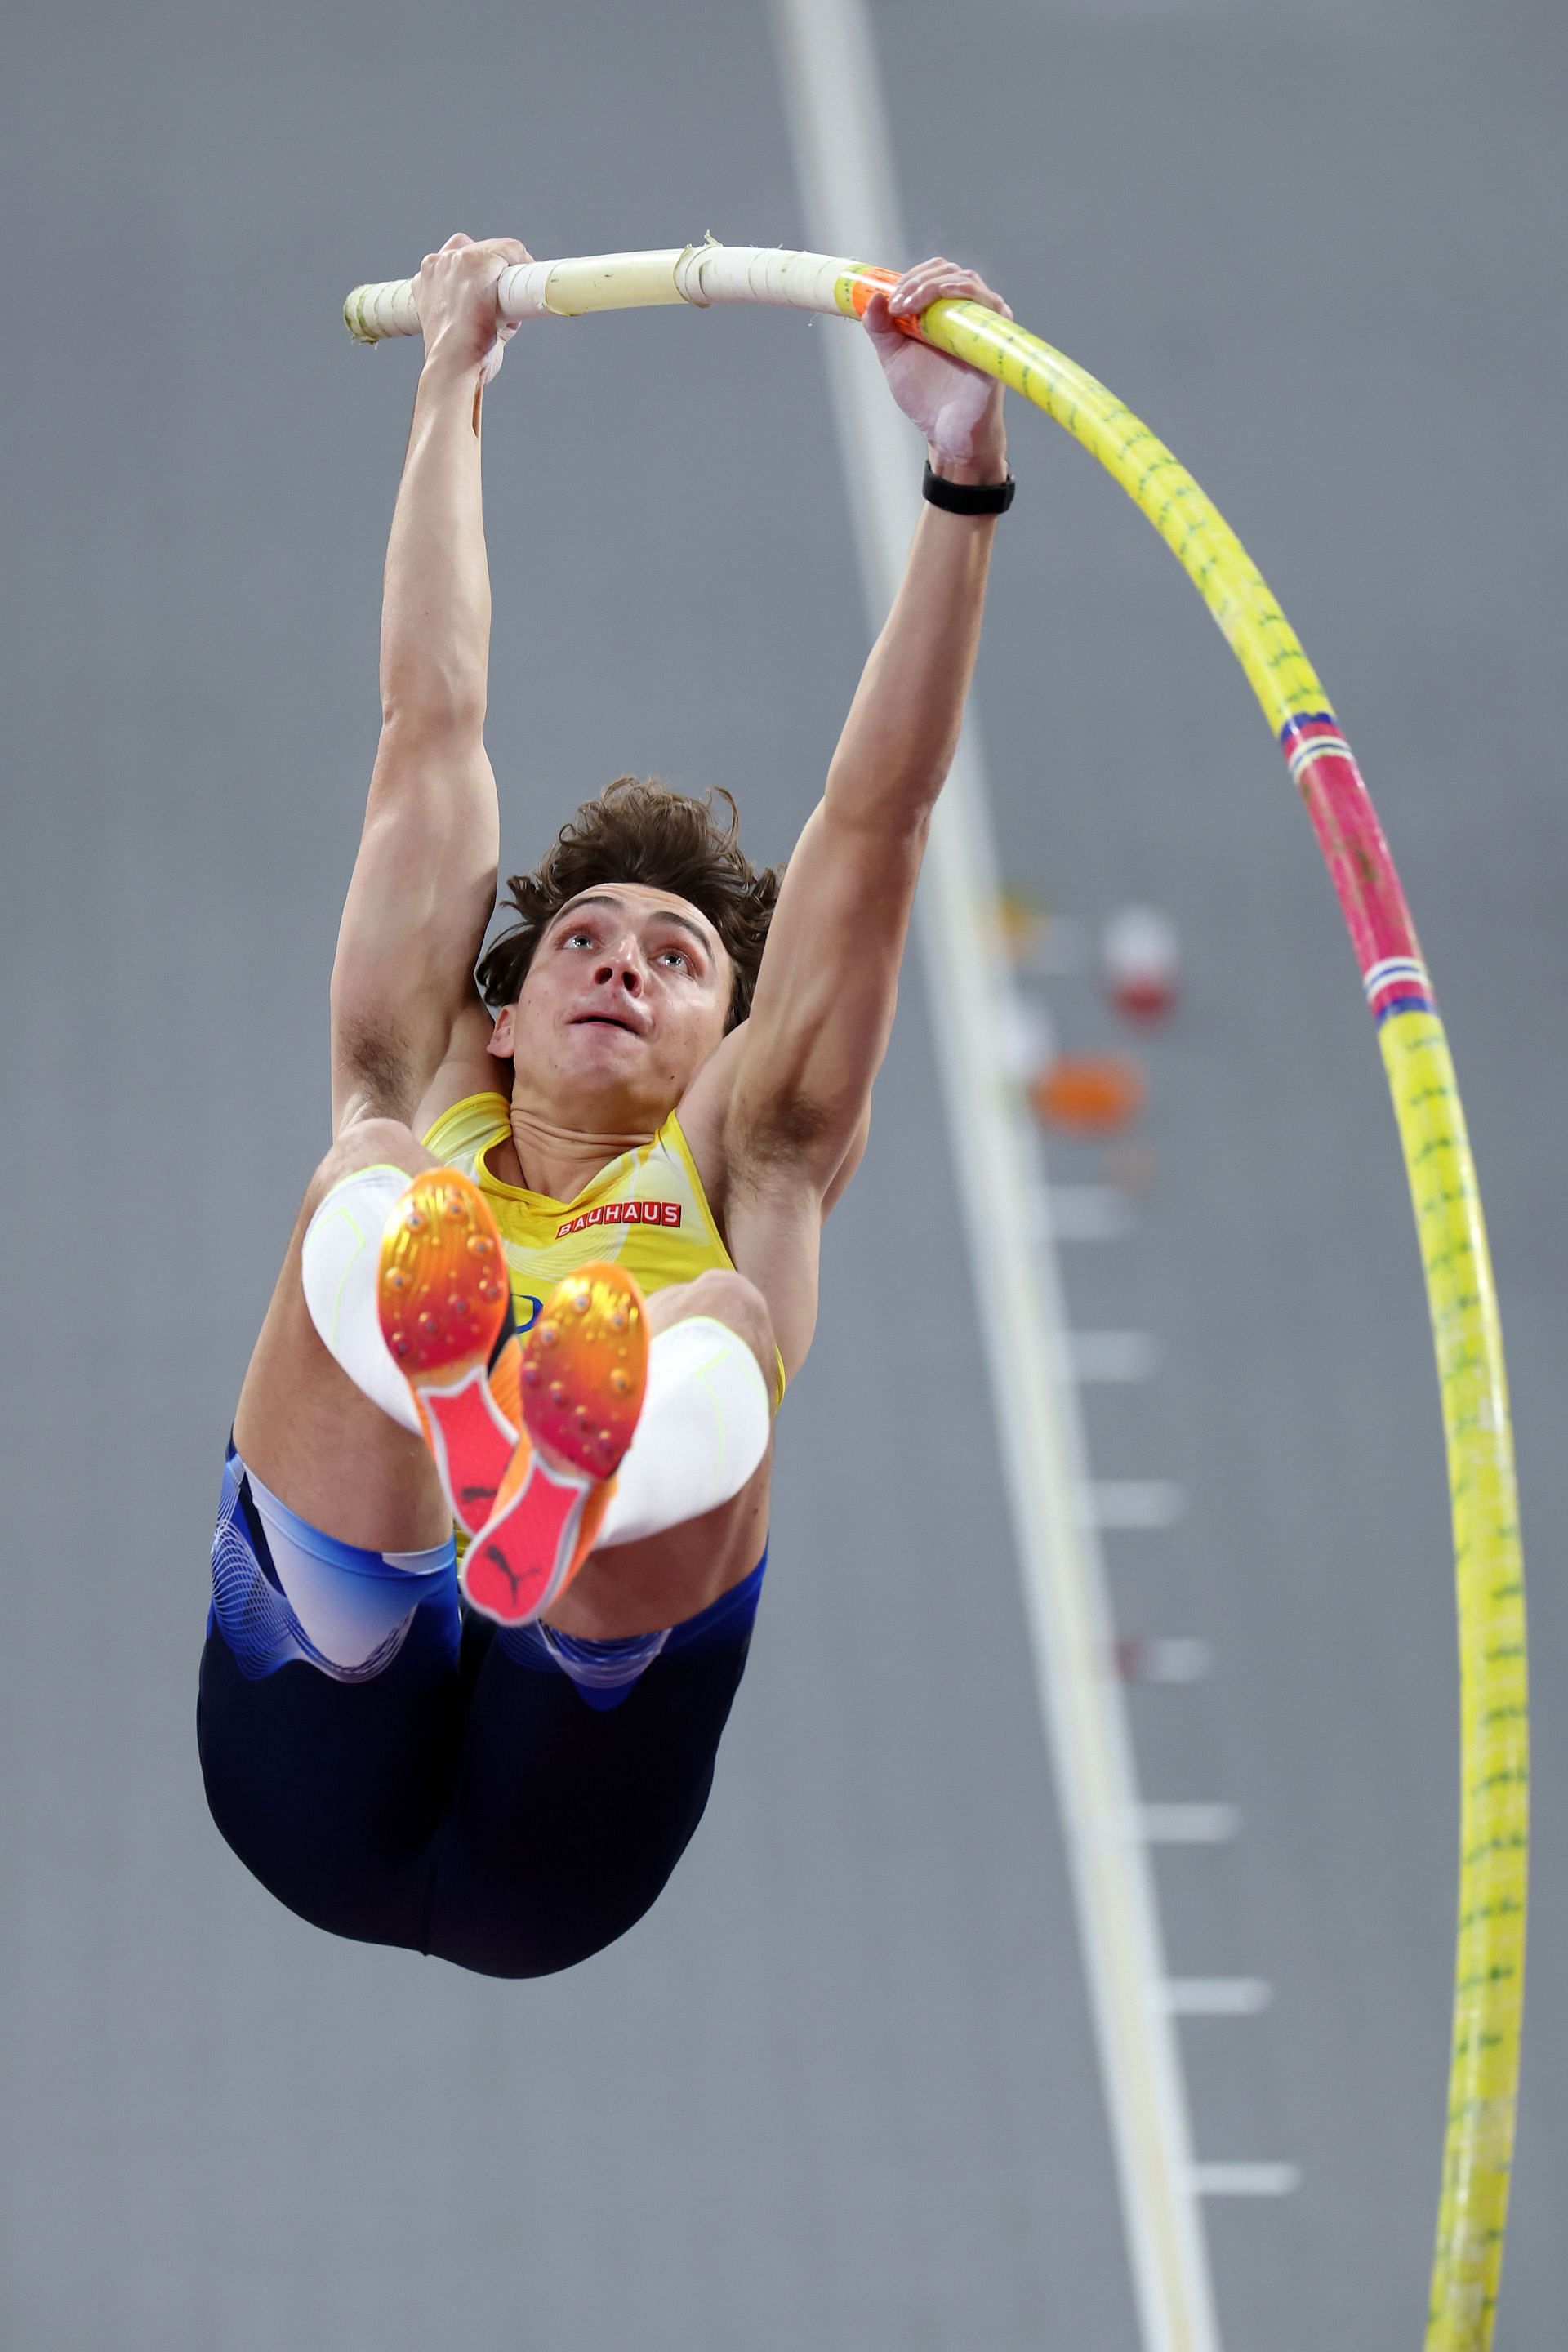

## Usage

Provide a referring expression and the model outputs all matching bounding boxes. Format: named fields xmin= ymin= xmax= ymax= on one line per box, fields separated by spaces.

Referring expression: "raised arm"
xmin=724 ymin=260 xmax=1012 ymax=1200
xmin=329 ymin=233 xmax=531 ymax=1135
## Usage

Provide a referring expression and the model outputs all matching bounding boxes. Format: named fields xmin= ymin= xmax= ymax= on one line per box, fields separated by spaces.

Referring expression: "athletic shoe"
xmin=460 ymin=1262 xmax=649 ymax=1627
xmin=376 ymin=1169 xmax=523 ymax=1536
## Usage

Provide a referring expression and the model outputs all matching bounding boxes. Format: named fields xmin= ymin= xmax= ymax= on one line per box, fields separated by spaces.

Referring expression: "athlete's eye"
xmin=564 ymin=929 xmax=594 ymax=949
xmin=657 ymin=947 xmax=690 ymax=970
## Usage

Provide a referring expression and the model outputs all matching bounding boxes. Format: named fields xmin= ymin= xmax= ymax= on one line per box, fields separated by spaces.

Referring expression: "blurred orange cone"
xmin=1031 ymin=1054 xmax=1147 ymax=1134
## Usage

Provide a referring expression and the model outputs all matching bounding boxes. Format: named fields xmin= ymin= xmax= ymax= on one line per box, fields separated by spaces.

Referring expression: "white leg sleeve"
xmin=595 ymin=1315 xmax=773 ymax=1550
xmin=300 ymin=1164 xmax=422 ymax=1436
xmin=247 ymin=1468 xmax=451 ymax=1671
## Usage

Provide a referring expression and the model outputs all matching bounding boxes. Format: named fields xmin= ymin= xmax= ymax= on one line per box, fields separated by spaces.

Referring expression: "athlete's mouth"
xmin=571 ymin=1011 xmax=646 ymax=1036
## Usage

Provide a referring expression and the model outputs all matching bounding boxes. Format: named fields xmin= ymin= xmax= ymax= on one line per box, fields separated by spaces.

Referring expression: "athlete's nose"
xmin=592 ymin=951 xmax=644 ymax=996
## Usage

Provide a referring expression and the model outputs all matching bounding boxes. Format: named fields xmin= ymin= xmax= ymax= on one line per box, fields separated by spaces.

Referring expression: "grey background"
xmin=1 ymin=2 xmax=1563 ymax=2345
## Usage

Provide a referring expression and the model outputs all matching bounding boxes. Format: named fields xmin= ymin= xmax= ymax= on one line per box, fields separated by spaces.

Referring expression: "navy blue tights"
xmin=198 ymin=1457 xmax=761 ymax=1980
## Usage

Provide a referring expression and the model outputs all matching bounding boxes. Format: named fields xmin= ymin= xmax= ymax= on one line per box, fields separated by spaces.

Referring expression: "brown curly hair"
xmin=475 ymin=777 xmax=782 ymax=1030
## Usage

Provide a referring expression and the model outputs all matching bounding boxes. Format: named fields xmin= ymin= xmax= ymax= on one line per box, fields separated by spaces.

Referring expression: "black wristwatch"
xmin=922 ymin=459 xmax=1016 ymax=515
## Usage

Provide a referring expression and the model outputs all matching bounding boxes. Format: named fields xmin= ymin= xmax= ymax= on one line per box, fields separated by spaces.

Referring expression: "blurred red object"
xmin=1030 ymin=1054 xmax=1147 ymax=1134
xmin=1104 ymin=906 xmax=1179 ymax=1024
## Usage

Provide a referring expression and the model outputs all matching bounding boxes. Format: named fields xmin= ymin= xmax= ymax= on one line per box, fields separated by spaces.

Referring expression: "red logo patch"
xmin=555 ymin=1200 xmax=682 ymax=1239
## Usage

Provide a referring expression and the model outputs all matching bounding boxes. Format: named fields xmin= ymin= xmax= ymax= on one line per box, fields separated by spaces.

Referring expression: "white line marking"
xmin=1138 ymin=1805 xmax=1241 ymax=1846
xmin=772 ymin=7 xmax=1223 ymax=2347
xmin=1086 ymin=1481 xmax=1187 ymax=1531
xmin=1160 ymin=1980 xmax=1273 ymax=2017
xmin=1037 ymin=1183 xmax=1135 ymax=1241
xmin=1187 ymin=2164 xmax=1301 ymax=2198
xmin=1071 ymin=1330 xmax=1164 ymax=1383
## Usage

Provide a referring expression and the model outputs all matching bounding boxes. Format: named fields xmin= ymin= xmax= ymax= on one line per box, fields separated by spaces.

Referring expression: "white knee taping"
xmin=300 ymin=1164 xmax=422 ymax=1435
xmin=596 ymin=1315 xmax=773 ymax=1551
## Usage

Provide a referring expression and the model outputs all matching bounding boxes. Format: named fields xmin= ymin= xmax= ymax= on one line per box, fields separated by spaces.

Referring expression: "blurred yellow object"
xmin=996 ymin=885 xmax=1047 ymax=968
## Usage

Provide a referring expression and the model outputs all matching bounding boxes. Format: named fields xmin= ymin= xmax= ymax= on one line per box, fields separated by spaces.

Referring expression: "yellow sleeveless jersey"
xmin=421 ymin=1090 xmax=784 ymax=1400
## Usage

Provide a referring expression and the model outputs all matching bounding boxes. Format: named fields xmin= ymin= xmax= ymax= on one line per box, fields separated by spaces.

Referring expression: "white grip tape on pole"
xmin=343 ymin=252 xmax=687 ymax=344
xmin=344 ymin=243 xmax=857 ymax=345
xmin=674 ymin=245 xmax=849 ymax=311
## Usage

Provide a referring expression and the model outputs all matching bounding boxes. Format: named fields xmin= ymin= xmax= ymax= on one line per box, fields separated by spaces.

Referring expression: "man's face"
xmin=491 ymin=883 xmax=733 ymax=1129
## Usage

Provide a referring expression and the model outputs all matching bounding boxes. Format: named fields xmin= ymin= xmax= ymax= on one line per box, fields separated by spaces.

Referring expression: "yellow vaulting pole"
xmin=888 ymin=282 xmax=1526 ymax=2349
xmin=345 ymin=244 xmax=1529 ymax=2347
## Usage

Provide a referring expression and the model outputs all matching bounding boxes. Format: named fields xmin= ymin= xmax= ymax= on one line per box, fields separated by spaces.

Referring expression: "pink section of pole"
xmin=1281 ymin=716 xmax=1425 ymax=991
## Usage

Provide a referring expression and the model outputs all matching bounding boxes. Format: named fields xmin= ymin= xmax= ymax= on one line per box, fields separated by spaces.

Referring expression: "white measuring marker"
xmin=1160 ymin=1980 xmax=1273 ymax=2017
xmin=1137 ymin=1805 xmax=1241 ymax=1846
xmin=1071 ymin=1330 xmax=1165 ymax=1383
xmin=1086 ymin=1481 xmax=1188 ymax=1532
xmin=1037 ymin=1183 xmax=1136 ymax=1242
xmin=1188 ymin=2163 xmax=1301 ymax=2198
xmin=1122 ymin=1637 xmax=1213 ymax=1686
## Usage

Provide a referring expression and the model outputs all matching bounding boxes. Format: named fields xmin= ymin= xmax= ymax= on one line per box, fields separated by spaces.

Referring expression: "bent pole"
xmin=345 ymin=242 xmax=1528 ymax=2351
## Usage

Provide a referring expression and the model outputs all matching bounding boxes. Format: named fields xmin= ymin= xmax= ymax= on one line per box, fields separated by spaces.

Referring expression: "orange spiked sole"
xmin=377 ymin=1169 xmax=519 ymax=1536
xmin=522 ymin=1261 xmax=648 ymax=1477
xmin=459 ymin=1261 xmax=649 ymax=1626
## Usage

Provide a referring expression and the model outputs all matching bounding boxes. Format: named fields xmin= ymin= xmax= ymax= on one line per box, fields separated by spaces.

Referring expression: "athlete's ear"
xmin=488 ymin=1004 xmax=515 ymax=1058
